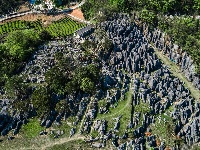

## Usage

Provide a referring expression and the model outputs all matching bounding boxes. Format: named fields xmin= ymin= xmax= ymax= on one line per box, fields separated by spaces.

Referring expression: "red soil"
xmin=69 ymin=8 xmax=85 ymax=20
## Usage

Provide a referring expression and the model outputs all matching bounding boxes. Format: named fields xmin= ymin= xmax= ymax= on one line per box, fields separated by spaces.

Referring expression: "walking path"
xmin=40 ymin=134 xmax=85 ymax=150
xmin=152 ymin=45 xmax=200 ymax=101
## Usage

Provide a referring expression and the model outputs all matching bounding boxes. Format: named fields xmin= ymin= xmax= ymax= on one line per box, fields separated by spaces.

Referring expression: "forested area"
xmin=0 ymin=29 xmax=42 ymax=85
xmin=81 ymin=0 xmax=200 ymax=75
xmin=45 ymin=54 xmax=100 ymax=95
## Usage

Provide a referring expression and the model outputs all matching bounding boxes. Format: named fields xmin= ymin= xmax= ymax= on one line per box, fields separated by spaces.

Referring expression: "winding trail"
xmin=40 ymin=134 xmax=85 ymax=150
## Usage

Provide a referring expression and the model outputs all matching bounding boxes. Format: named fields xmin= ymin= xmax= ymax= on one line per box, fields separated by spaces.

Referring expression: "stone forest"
xmin=0 ymin=0 xmax=199 ymax=150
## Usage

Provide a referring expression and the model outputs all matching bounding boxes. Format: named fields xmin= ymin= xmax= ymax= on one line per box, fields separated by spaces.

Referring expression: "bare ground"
xmin=0 ymin=13 xmax=67 ymax=26
xmin=69 ymin=8 xmax=85 ymax=20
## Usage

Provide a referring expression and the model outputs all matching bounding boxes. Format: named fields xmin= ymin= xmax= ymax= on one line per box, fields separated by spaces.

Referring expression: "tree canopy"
xmin=31 ymin=87 xmax=53 ymax=116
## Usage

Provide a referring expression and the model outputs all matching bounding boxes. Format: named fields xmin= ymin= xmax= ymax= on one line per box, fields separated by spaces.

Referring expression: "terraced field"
xmin=0 ymin=17 xmax=85 ymax=37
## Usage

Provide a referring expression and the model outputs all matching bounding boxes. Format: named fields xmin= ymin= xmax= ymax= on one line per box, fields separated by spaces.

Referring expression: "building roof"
xmin=75 ymin=25 xmax=94 ymax=37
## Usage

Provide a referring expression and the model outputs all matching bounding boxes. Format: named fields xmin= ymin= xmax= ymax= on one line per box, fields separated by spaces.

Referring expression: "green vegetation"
xmin=0 ymin=20 xmax=42 ymax=36
xmin=150 ymin=107 xmax=176 ymax=147
xmin=0 ymin=29 xmax=41 ymax=85
xmin=0 ymin=18 xmax=85 ymax=38
xmin=46 ymin=139 xmax=89 ymax=150
xmin=158 ymin=17 xmax=200 ymax=75
xmin=81 ymin=0 xmax=121 ymax=21
xmin=46 ymin=18 xmax=85 ymax=38
xmin=51 ymin=122 xmax=72 ymax=138
xmin=31 ymin=86 xmax=54 ymax=116
xmin=46 ymin=54 xmax=100 ymax=95
xmin=0 ymin=17 xmax=86 ymax=115
xmin=96 ymin=90 xmax=132 ymax=136
xmin=3 ymin=29 xmax=40 ymax=60
xmin=81 ymin=0 xmax=200 ymax=21
xmin=133 ymin=100 xmax=151 ymax=130
xmin=134 ymin=100 xmax=150 ymax=114
xmin=81 ymin=0 xmax=200 ymax=75
xmin=20 ymin=118 xmax=44 ymax=138
xmin=97 ymin=91 xmax=132 ymax=120
xmin=5 ymin=75 xmax=29 ymax=99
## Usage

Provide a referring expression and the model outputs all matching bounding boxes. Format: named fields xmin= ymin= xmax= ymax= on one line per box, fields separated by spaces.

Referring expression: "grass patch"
xmin=50 ymin=121 xmax=72 ymax=138
xmin=20 ymin=117 xmax=44 ymax=139
xmin=96 ymin=90 xmax=132 ymax=136
xmin=97 ymin=91 xmax=131 ymax=120
xmin=98 ymin=98 xmax=107 ymax=108
xmin=150 ymin=106 xmax=176 ymax=147
xmin=134 ymin=100 xmax=150 ymax=114
xmin=90 ymin=130 xmax=99 ymax=138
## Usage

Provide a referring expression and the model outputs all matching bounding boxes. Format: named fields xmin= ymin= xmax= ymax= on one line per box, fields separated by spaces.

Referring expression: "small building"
xmin=74 ymin=25 xmax=95 ymax=38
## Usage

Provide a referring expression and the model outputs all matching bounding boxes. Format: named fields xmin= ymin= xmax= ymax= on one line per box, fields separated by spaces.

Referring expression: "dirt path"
xmin=40 ymin=134 xmax=85 ymax=150
xmin=0 ymin=0 xmax=87 ymax=24
xmin=22 ymin=134 xmax=85 ymax=150
xmin=152 ymin=46 xmax=200 ymax=101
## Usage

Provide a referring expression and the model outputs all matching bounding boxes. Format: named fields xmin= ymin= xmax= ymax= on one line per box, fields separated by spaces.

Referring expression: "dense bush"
xmin=45 ymin=51 xmax=100 ymax=95
xmin=0 ymin=29 xmax=41 ymax=84
xmin=31 ymin=86 xmax=53 ymax=116
xmin=3 ymin=29 xmax=40 ymax=60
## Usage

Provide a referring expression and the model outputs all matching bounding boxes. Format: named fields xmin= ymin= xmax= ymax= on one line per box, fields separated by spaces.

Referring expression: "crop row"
xmin=46 ymin=18 xmax=85 ymax=37
xmin=0 ymin=17 xmax=85 ymax=37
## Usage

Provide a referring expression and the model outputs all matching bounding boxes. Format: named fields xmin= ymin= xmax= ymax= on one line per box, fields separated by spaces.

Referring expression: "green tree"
xmin=45 ymin=66 xmax=67 ymax=94
xmin=5 ymin=75 xmax=29 ymax=99
xmin=55 ymin=99 xmax=70 ymax=114
xmin=4 ymin=29 xmax=40 ymax=61
xmin=39 ymin=30 xmax=52 ymax=41
xmin=31 ymin=87 xmax=52 ymax=116
xmin=80 ymin=77 xmax=94 ymax=93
